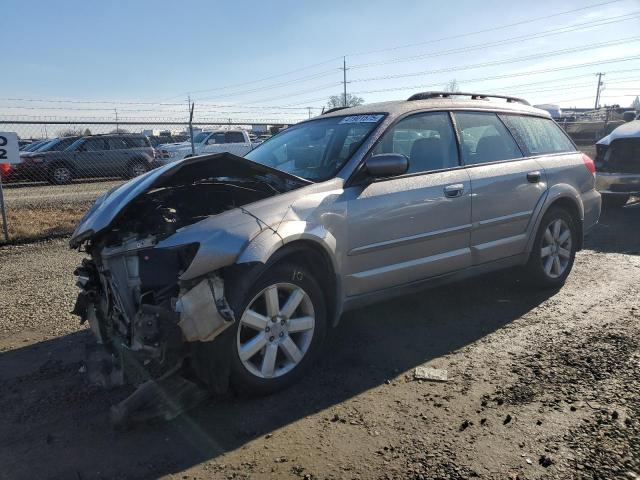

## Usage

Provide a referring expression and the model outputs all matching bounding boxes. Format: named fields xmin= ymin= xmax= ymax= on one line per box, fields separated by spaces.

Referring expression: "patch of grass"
xmin=2 ymin=202 xmax=92 ymax=245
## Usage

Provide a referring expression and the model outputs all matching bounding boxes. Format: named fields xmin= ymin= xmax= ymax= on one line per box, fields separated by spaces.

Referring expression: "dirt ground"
xmin=0 ymin=202 xmax=638 ymax=480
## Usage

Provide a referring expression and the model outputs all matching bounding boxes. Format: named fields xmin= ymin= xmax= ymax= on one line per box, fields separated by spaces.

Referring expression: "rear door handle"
xmin=527 ymin=171 xmax=541 ymax=183
xmin=444 ymin=183 xmax=465 ymax=198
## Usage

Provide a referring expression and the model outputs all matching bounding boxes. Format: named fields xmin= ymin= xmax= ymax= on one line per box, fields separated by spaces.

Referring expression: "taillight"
xmin=582 ymin=153 xmax=596 ymax=176
xmin=0 ymin=163 xmax=11 ymax=176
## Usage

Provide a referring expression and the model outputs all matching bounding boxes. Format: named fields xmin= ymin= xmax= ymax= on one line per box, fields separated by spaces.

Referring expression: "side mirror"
xmin=364 ymin=153 xmax=409 ymax=178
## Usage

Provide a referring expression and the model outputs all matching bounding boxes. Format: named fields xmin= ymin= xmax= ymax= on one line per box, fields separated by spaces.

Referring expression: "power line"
xmin=160 ymin=0 xmax=624 ymax=102
xmin=282 ymin=55 xmax=640 ymax=106
xmin=350 ymin=37 xmax=640 ymax=83
xmin=347 ymin=0 xmax=625 ymax=57
xmin=350 ymin=12 xmax=640 ymax=69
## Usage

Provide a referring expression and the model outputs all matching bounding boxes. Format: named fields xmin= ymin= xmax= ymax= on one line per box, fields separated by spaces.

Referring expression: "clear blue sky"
xmin=1 ymin=0 xmax=639 ymax=123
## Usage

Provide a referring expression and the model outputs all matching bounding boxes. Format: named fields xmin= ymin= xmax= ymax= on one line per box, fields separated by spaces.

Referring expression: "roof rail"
xmin=322 ymin=106 xmax=350 ymax=115
xmin=407 ymin=91 xmax=530 ymax=106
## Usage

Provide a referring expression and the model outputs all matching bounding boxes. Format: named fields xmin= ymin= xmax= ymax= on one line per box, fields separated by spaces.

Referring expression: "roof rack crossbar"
xmin=322 ymin=106 xmax=350 ymax=115
xmin=407 ymin=91 xmax=530 ymax=106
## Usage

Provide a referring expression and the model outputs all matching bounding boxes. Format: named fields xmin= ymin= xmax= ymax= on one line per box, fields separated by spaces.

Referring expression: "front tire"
xmin=229 ymin=263 xmax=327 ymax=395
xmin=525 ymin=207 xmax=578 ymax=288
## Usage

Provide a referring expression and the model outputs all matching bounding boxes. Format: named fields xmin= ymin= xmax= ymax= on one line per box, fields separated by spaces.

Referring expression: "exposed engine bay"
xmin=70 ymin=154 xmax=308 ymax=401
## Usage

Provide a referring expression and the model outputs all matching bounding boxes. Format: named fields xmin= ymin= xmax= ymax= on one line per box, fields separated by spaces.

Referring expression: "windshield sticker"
xmin=339 ymin=114 xmax=384 ymax=124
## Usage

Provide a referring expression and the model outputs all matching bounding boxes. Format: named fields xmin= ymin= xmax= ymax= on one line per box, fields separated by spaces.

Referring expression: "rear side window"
xmin=453 ymin=112 xmax=522 ymax=165
xmin=225 ymin=132 xmax=245 ymax=143
xmin=373 ymin=111 xmax=459 ymax=174
xmin=123 ymin=137 xmax=149 ymax=148
xmin=501 ymin=115 xmax=575 ymax=155
xmin=107 ymin=138 xmax=128 ymax=150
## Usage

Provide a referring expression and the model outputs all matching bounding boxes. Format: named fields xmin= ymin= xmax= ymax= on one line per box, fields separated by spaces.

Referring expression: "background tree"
xmin=56 ymin=127 xmax=84 ymax=137
xmin=631 ymin=96 xmax=640 ymax=110
xmin=109 ymin=128 xmax=130 ymax=134
xmin=327 ymin=93 xmax=364 ymax=109
xmin=83 ymin=128 xmax=92 ymax=136
xmin=444 ymin=79 xmax=460 ymax=93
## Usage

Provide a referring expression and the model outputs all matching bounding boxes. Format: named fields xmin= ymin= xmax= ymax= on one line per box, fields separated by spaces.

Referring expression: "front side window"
xmin=453 ymin=112 xmax=522 ymax=165
xmin=500 ymin=115 xmax=575 ymax=155
xmin=83 ymin=138 xmax=107 ymax=152
xmin=372 ymin=111 xmax=459 ymax=174
xmin=207 ymin=133 xmax=226 ymax=145
xmin=193 ymin=132 xmax=210 ymax=143
xmin=245 ymin=114 xmax=383 ymax=181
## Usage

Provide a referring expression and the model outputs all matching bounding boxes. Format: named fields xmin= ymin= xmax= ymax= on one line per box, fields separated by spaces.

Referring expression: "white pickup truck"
xmin=156 ymin=129 xmax=254 ymax=164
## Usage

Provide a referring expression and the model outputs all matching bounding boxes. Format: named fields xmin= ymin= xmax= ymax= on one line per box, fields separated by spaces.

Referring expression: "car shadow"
xmin=584 ymin=198 xmax=640 ymax=255
xmin=0 ymin=270 xmax=555 ymax=479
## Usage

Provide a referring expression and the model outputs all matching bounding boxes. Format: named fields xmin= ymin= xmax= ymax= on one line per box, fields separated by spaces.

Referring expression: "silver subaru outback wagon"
xmin=70 ymin=92 xmax=601 ymax=395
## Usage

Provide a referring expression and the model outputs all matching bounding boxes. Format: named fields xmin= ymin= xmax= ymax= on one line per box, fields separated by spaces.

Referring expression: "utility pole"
xmin=114 ymin=109 xmax=119 ymax=133
xmin=594 ymin=73 xmax=605 ymax=110
xmin=306 ymin=107 xmax=312 ymax=119
xmin=342 ymin=56 xmax=348 ymax=107
xmin=188 ymin=96 xmax=195 ymax=157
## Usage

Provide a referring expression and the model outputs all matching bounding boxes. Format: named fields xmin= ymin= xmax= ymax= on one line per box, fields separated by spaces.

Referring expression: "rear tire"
xmin=49 ymin=164 xmax=73 ymax=185
xmin=601 ymin=194 xmax=629 ymax=208
xmin=228 ymin=263 xmax=327 ymax=396
xmin=126 ymin=160 xmax=148 ymax=179
xmin=525 ymin=207 xmax=578 ymax=289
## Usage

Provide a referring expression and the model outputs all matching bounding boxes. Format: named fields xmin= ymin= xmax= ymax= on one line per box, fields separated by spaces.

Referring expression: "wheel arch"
xmin=527 ymin=184 xmax=584 ymax=253
xmin=235 ymin=225 xmax=342 ymax=326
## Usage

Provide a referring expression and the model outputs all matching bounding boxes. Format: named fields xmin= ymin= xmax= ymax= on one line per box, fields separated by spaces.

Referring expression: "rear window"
xmin=501 ymin=115 xmax=575 ymax=155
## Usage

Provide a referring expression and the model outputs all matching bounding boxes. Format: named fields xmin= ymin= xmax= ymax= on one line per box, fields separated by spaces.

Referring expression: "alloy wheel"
xmin=540 ymin=218 xmax=572 ymax=279
xmin=236 ymin=282 xmax=315 ymax=379
xmin=131 ymin=163 xmax=147 ymax=177
xmin=53 ymin=167 xmax=71 ymax=184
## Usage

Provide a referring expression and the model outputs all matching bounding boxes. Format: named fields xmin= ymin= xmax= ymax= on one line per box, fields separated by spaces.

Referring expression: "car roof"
xmin=319 ymin=94 xmax=550 ymax=122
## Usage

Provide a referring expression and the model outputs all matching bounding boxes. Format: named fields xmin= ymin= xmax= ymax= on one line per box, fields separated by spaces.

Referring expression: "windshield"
xmin=65 ymin=138 xmax=86 ymax=151
xmin=244 ymin=114 xmax=384 ymax=181
xmin=193 ymin=132 xmax=210 ymax=143
xmin=34 ymin=139 xmax=57 ymax=152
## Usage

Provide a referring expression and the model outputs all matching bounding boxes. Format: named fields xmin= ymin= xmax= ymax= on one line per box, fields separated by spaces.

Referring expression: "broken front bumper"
xmin=72 ymin=237 xmax=235 ymax=385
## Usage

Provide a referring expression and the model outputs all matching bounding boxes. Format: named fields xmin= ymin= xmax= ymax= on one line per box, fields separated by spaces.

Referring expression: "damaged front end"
xmin=70 ymin=153 xmax=308 ymax=392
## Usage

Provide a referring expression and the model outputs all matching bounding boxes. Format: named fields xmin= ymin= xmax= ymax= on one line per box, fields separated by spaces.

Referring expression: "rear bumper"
xmin=582 ymin=188 xmax=601 ymax=238
xmin=596 ymin=172 xmax=640 ymax=195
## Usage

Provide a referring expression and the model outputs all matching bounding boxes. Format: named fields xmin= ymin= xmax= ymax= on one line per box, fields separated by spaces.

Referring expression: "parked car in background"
xmin=595 ymin=120 xmax=640 ymax=207
xmin=12 ymin=133 xmax=155 ymax=184
xmin=19 ymin=139 xmax=48 ymax=152
xmin=20 ymin=136 xmax=81 ymax=158
xmin=156 ymin=129 xmax=254 ymax=164
xmin=71 ymin=92 xmax=600 ymax=396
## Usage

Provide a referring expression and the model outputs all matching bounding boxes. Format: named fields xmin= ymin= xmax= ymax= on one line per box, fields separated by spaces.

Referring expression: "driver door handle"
xmin=444 ymin=183 xmax=465 ymax=198
xmin=527 ymin=171 xmax=541 ymax=183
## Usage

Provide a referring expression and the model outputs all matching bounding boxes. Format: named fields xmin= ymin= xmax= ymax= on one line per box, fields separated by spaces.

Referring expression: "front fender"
xmin=236 ymin=220 xmax=338 ymax=272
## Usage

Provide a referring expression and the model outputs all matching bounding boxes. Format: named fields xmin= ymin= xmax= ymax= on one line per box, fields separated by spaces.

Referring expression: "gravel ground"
xmin=0 ymin=203 xmax=638 ymax=480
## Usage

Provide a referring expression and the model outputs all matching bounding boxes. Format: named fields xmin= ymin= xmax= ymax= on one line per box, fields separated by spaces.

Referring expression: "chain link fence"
xmin=0 ymin=120 xmax=294 ymax=244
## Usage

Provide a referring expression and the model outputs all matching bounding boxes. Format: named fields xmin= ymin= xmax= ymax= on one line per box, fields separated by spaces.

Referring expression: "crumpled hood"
xmin=597 ymin=120 xmax=640 ymax=146
xmin=69 ymin=152 xmax=309 ymax=248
